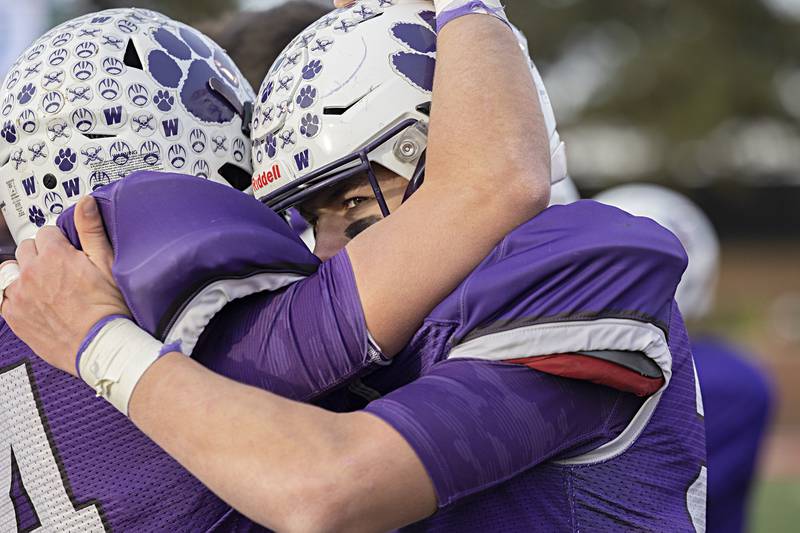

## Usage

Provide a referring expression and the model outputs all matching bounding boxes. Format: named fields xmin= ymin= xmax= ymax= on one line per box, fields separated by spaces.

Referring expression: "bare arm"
xmin=130 ymin=352 xmax=437 ymax=532
xmin=348 ymin=14 xmax=551 ymax=355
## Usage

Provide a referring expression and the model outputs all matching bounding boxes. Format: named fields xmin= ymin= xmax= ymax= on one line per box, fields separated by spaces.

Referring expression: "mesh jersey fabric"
xmin=0 ymin=322 xmax=264 ymax=532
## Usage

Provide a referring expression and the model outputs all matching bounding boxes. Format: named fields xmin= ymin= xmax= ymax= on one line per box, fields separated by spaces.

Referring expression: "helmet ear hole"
xmin=217 ymin=163 xmax=252 ymax=191
xmin=124 ymin=39 xmax=143 ymax=70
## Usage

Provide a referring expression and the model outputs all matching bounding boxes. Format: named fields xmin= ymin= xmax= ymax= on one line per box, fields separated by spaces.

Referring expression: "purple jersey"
xmin=693 ymin=337 xmax=773 ymax=533
xmin=194 ymin=200 xmax=707 ymax=531
xmin=0 ymin=325 xmax=263 ymax=531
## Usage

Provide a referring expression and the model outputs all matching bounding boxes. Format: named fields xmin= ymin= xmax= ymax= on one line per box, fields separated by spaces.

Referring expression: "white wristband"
xmin=78 ymin=318 xmax=165 ymax=416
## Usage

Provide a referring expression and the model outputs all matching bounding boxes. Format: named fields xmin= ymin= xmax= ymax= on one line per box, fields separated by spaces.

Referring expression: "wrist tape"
xmin=435 ymin=0 xmax=508 ymax=33
xmin=77 ymin=317 xmax=173 ymax=416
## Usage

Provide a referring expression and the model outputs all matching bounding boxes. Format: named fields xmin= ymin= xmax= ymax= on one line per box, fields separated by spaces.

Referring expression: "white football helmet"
xmin=0 ymin=8 xmax=255 ymax=243
xmin=250 ymin=0 xmax=567 ymax=213
xmin=594 ymin=184 xmax=720 ymax=321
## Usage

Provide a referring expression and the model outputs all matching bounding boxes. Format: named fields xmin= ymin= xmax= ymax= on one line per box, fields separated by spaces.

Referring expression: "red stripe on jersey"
xmin=508 ymin=354 xmax=665 ymax=397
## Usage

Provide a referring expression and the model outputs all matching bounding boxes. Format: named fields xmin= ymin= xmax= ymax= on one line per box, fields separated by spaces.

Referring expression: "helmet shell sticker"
xmin=0 ymin=7 xmax=256 ymax=243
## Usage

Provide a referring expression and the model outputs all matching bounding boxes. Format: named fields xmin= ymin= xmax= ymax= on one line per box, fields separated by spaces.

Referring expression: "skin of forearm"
xmin=129 ymin=353 xmax=436 ymax=532
xmin=349 ymin=16 xmax=551 ymax=355
xmin=426 ymin=15 xmax=551 ymax=210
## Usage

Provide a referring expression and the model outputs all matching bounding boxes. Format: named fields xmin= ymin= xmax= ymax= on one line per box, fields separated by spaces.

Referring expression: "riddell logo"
xmin=252 ymin=164 xmax=282 ymax=191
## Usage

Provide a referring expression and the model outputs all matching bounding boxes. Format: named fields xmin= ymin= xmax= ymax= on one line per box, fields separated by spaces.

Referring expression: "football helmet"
xmin=0 ymin=8 xmax=255 ymax=243
xmin=250 ymin=0 xmax=567 ymax=214
xmin=595 ymin=184 xmax=720 ymax=321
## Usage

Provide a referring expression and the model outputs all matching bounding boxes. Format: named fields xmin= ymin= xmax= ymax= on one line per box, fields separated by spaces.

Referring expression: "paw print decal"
xmin=153 ymin=89 xmax=174 ymax=111
xmin=28 ymin=206 xmax=46 ymax=227
xmin=265 ymin=134 xmax=277 ymax=159
xmin=260 ymin=81 xmax=274 ymax=104
xmin=147 ymin=26 xmax=237 ymax=124
xmin=390 ymin=11 xmax=437 ymax=93
xmin=302 ymin=60 xmax=323 ymax=81
xmin=1 ymin=121 xmax=17 ymax=144
xmin=300 ymin=113 xmax=320 ymax=138
xmin=54 ymin=148 xmax=77 ymax=171
xmin=296 ymin=86 xmax=317 ymax=109
xmin=17 ymin=83 xmax=36 ymax=104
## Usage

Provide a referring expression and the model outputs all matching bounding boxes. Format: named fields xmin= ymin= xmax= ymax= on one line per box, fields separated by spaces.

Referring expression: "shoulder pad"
xmin=58 ymin=171 xmax=319 ymax=354
xmin=429 ymin=200 xmax=688 ymax=344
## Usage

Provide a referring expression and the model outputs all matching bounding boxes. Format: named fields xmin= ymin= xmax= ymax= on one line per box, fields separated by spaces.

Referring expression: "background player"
xmin=596 ymin=183 xmax=774 ymax=533
xmin=4 ymin=1 xmax=706 ymax=530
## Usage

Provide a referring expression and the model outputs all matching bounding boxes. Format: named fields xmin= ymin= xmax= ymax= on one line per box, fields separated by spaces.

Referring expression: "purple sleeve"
xmin=193 ymin=250 xmax=382 ymax=401
xmin=365 ymin=359 xmax=644 ymax=508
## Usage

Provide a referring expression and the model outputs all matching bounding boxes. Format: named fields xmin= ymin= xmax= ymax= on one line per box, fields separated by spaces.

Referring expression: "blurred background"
xmin=2 ymin=0 xmax=798 ymax=530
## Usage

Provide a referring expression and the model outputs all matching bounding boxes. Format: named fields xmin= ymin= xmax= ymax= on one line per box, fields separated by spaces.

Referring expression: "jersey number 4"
xmin=1 ymin=363 xmax=105 ymax=532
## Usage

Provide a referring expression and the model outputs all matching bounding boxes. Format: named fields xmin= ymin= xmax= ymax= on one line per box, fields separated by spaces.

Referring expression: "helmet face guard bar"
xmin=263 ymin=118 xmax=426 ymax=216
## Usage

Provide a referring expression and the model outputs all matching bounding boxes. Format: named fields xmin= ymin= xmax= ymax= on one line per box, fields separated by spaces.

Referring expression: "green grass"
xmin=750 ymin=479 xmax=800 ymax=532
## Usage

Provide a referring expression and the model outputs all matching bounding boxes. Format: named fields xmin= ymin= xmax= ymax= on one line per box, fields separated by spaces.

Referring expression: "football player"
xmin=596 ymin=183 xmax=773 ymax=533
xmin=0 ymin=1 xmax=556 ymax=530
xmin=3 ymin=1 xmax=706 ymax=531
xmin=0 ymin=8 xmax=267 ymax=531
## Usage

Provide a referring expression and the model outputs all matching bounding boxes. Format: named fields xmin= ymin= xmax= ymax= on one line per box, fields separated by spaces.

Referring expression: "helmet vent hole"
xmin=43 ymin=174 xmax=57 ymax=190
xmin=217 ymin=163 xmax=252 ymax=191
xmin=323 ymin=91 xmax=373 ymax=116
xmin=124 ymin=39 xmax=143 ymax=70
xmin=82 ymin=132 xmax=117 ymax=140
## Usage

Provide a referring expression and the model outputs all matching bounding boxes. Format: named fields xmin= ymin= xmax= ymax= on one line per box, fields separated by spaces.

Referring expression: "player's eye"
xmin=343 ymin=196 xmax=370 ymax=210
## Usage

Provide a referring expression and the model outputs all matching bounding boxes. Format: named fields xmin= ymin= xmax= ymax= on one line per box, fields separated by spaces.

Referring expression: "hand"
xmin=0 ymin=196 xmax=130 ymax=376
